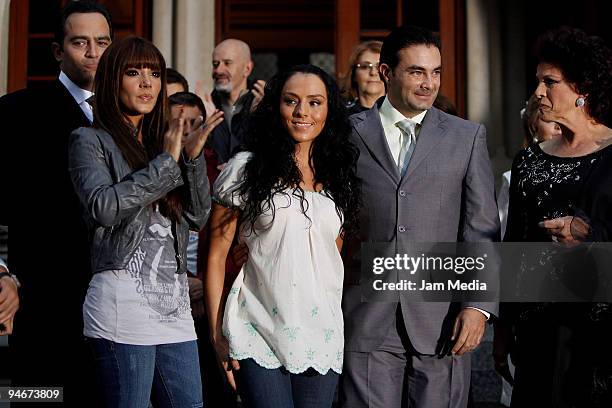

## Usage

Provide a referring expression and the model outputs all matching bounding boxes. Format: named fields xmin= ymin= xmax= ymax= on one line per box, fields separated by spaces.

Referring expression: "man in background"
xmin=0 ymin=2 xmax=113 ymax=405
xmin=207 ymin=38 xmax=265 ymax=163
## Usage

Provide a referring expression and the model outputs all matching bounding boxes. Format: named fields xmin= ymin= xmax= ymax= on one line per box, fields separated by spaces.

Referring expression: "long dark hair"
xmin=238 ymin=64 xmax=361 ymax=237
xmin=93 ymin=36 xmax=181 ymax=221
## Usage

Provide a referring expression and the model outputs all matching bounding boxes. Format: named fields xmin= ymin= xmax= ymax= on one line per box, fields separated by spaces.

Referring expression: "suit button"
xmin=399 ymin=190 xmax=406 ymax=197
xmin=398 ymin=225 xmax=406 ymax=233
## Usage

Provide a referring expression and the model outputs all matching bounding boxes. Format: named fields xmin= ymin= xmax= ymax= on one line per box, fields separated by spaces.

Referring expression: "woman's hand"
xmin=183 ymin=110 xmax=224 ymax=160
xmin=164 ymin=111 xmax=185 ymax=162
xmin=538 ymin=216 xmax=584 ymax=244
xmin=212 ymin=333 xmax=240 ymax=390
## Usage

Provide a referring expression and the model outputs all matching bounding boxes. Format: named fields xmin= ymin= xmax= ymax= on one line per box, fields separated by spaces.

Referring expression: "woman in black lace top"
xmin=505 ymin=145 xmax=610 ymax=243
xmin=499 ymin=27 xmax=612 ymax=408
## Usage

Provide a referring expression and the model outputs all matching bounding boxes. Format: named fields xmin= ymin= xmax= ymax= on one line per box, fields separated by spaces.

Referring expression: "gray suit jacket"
xmin=343 ymin=103 xmax=500 ymax=355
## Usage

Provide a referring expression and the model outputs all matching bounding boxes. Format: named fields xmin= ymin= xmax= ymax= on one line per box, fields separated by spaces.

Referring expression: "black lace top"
xmin=503 ymin=143 xmax=612 ymax=321
xmin=502 ymin=143 xmax=612 ymax=407
xmin=504 ymin=143 xmax=610 ymax=243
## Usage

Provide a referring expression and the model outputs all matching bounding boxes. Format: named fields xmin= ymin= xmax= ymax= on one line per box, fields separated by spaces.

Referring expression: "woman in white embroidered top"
xmin=205 ymin=64 xmax=361 ymax=408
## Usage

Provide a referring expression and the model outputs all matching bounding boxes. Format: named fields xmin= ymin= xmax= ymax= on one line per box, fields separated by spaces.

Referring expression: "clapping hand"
xmin=250 ymin=80 xmax=266 ymax=112
xmin=164 ymin=111 xmax=185 ymax=163
xmin=183 ymin=110 xmax=224 ymax=160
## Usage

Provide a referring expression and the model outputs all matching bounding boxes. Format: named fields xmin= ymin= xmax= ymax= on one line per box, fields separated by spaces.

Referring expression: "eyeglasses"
xmin=354 ymin=62 xmax=380 ymax=72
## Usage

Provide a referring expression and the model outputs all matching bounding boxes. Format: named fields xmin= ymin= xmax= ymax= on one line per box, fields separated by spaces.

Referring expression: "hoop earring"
xmin=575 ymin=97 xmax=585 ymax=107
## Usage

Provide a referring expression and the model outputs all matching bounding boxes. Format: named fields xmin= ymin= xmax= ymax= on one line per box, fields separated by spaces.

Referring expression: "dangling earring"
xmin=575 ymin=97 xmax=585 ymax=107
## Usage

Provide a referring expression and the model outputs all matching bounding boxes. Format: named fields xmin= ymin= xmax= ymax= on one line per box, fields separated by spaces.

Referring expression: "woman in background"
xmin=500 ymin=27 xmax=612 ymax=408
xmin=497 ymin=94 xmax=562 ymax=237
xmin=340 ymin=41 xmax=385 ymax=115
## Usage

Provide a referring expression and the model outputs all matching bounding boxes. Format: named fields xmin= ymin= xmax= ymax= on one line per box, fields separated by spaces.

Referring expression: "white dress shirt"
xmin=378 ymin=96 xmax=427 ymax=167
xmin=58 ymin=71 xmax=94 ymax=123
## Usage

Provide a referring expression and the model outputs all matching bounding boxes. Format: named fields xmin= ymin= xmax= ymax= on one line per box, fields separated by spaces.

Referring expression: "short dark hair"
xmin=534 ymin=26 xmax=612 ymax=126
xmin=168 ymin=92 xmax=206 ymax=120
xmin=166 ymin=68 xmax=189 ymax=92
xmin=54 ymin=1 xmax=113 ymax=47
xmin=380 ymin=25 xmax=441 ymax=70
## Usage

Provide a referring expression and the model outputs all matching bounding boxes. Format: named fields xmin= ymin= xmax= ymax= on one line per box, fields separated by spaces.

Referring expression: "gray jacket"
xmin=343 ymin=104 xmax=500 ymax=354
xmin=68 ymin=127 xmax=211 ymax=274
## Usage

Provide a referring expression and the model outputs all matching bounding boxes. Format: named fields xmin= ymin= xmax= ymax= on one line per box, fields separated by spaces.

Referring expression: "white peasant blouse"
xmin=213 ymin=152 xmax=344 ymax=374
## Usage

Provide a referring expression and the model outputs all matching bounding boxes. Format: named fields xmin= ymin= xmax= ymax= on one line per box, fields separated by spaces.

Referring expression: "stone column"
xmin=466 ymin=0 xmax=507 ymax=177
xmin=152 ymin=0 xmax=174 ymax=68
xmin=466 ymin=0 xmax=489 ymax=125
xmin=175 ymin=0 xmax=215 ymax=97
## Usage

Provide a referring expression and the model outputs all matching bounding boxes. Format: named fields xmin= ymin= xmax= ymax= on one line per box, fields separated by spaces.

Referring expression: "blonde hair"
xmin=339 ymin=40 xmax=383 ymax=101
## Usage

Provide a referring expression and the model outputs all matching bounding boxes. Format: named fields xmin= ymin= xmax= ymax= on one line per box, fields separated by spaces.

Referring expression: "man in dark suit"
xmin=0 ymin=2 xmax=112 ymax=405
xmin=340 ymin=26 xmax=500 ymax=407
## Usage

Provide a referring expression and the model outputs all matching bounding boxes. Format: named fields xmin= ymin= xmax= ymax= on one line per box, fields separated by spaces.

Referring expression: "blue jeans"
xmin=87 ymin=338 xmax=203 ymax=408
xmin=236 ymin=358 xmax=339 ymax=408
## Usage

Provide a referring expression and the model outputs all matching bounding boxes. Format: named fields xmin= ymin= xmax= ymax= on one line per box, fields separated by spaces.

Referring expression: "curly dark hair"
xmin=534 ymin=26 xmax=612 ymax=127
xmin=237 ymin=64 xmax=361 ymax=238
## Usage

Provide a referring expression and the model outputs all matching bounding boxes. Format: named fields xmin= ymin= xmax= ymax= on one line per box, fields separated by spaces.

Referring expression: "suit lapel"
xmin=52 ymin=79 xmax=91 ymax=128
xmin=403 ymin=107 xmax=447 ymax=181
xmin=353 ymin=105 xmax=400 ymax=184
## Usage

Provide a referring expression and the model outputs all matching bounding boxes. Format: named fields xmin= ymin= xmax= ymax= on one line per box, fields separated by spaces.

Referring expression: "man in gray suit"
xmin=340 ymin=26 xmax=500 ymax=407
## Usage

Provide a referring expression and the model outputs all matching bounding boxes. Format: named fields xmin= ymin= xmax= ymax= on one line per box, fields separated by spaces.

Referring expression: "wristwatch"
xmin=0 ymin=271 xmax=21 ymax=289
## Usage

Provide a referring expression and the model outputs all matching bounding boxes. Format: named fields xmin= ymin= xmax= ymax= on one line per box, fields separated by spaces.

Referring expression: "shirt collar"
xmin=59 ymin=71 xmax=93 ymax=105
xmin=379 ymin=96 xmax=427 ymax=128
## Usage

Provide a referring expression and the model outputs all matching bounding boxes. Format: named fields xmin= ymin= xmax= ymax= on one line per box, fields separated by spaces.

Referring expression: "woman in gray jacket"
xmin=68 ymin=37 xmax=222 ymax=408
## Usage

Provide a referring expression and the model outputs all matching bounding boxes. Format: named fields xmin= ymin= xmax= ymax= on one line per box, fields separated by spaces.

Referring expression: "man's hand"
xmin=250 ymin=80 xmax=266 ymax=112
xmin=450 ymin=308 xmax=486 ymax=355
xmin=0 ymin=273 xmax=19 ymax=335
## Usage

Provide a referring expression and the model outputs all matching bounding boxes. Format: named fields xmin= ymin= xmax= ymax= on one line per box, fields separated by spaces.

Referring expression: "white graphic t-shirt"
xmin=83 ymin=207 xmax=196 ymax=345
